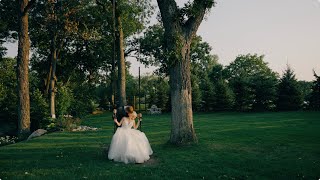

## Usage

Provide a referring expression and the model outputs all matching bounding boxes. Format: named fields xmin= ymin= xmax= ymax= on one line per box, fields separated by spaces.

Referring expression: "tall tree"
xmin=225 ymin=54 xmax=278 ymax=111
xmin=114 ymin=0 xmax=126 ymax=107
xmin=208 ymin=64 xmax=234 ymax=111
xmin=96 ymin=0 xmax=153 ymax=107
xmin=308 ymin=71 xmax=320 ymax=110
xmin=48 ymin=0 xmax=59 ymax=119
xmin=276 ymin=65 xmax=303 ymax=111
xmin=96 ymin=0 xmax=126 ymax=106
xmin=30 ymin=0 xmax=91 ymax=118
xmin=17 ymin=0 xmax=35 ymax=136
xmin=200 ymin=74 xmax=215 ymax=111
xmin=297 ymin=80 xmax=313 ymax=106
xmin=156 ymin=0 xmax=215 ymax=144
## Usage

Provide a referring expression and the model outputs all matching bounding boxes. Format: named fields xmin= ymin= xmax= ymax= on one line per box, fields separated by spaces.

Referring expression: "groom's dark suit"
xmin=113 ymin=106 xmax=128 ymax=133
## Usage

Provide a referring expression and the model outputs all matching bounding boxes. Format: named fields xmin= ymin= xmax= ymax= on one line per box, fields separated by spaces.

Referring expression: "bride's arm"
xmin=133 ymin=119 xmax=140 ymax=129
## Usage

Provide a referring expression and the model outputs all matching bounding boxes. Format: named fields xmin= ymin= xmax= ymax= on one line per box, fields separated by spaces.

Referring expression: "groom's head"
xmin=125 ymin=106 xmax=134 ymax=115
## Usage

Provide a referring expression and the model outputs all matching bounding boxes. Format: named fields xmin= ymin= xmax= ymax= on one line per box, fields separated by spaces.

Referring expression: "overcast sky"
xmin=5 ymin=0 xmax=320 ymax=81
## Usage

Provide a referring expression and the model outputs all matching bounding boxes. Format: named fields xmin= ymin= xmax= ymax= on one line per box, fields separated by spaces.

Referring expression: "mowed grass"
xmin=0 ymin=112 xmax=320 ymax=179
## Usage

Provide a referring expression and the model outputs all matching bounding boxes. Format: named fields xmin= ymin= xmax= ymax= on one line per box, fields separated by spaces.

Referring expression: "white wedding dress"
xmin=108 ymin=117 xmax=153 ymax=164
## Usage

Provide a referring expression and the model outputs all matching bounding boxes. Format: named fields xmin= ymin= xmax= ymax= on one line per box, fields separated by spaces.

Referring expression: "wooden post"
xmin=112 ymin=108 xmax=117 ymax=134
xmin=138 ymin=67 xmax=141 ymax=112
xmin=133 ymin=96 xmax=136 ymax=110
xmin=144 ymin=94 xmax=147 ymax=111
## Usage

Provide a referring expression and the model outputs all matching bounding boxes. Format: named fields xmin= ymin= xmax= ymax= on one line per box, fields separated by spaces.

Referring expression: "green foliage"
xmin=200 ymin=75 xmax=215 ymax=111
xmin=297 ymin=81 xmax=313 ymax=100
xmin=276 ymin=66 xmax=303 ymax=111
xmin=56 ymin=84 xmax=74 ymax=116
xmin=226 ymin=54 xmax=278 ymax=111
xmin=213 ymin=79 xmax=234 ymax=111
xmin=156 ymin=78 xmax=170 ymax=111
xmin=297 ymin=80 xmax=313 ymax=109
xmin=70 ymin=83 xmax=97 ymax=118
xmin=0 ymin=58 xmax=51 ymax=132
xmin=0 ymin=0 xmax=18 ymax=58
xmin=46 ymin=116 xmax=81 ymax=132
xmin=138 ymin=24 xmax=218 ymax=76
xmin=144 ymin=76 xmax=170 ymax=111
xmin=190 ymin=36 xmax=218 ymax=76
xmin=95 ymin=84 xmax=112 ymax=110
xmin=0 ymin=58 xmax=18 ymax=126
xmin=308 ymin=71 xmax=320 ymax=110
xmin=208 ymin=64 xmax=234 ymax=111
xmin=251 ymin=73 xmax=278 ymax=111
xmin=191 ymin=74 xmax=202 ymax=112
xmin=128 ymin=74 xmax=170 ymax=111
xmin=126 ymin=73 xmax=138 ymax=100
xmin=231 ymin=77 xmax=255 ymax=111
xmin=30 ymin=89 xmax=50 ymax=131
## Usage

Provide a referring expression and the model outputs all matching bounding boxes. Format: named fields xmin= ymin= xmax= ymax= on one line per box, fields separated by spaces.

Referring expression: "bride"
xmin=108 ymin=106 xmax=153 ymax=164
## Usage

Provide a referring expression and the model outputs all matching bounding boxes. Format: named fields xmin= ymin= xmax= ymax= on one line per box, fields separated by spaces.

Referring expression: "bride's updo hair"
xmin=125 ymin=106 xmax=134 ymax=114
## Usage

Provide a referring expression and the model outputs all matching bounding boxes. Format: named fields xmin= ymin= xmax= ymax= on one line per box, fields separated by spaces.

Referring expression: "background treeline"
xmin=121 ymin=53 xmax=320 ymax=113
xmin=1 ymin=52 xmax=319 ymax=133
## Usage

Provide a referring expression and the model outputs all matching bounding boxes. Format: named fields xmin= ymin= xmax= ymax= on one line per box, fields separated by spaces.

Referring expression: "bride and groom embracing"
xmin=108 ymin=106 xmax=153 ymax=164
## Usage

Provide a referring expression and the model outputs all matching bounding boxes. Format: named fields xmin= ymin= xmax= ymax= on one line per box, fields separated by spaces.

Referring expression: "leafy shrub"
xmin=46 ymin=116 xmax=81 ymax=132
xmin=30 ymin=89 xmax=50 ymax=131
xmin=70 ymin=100 xmax=90 ymax=118
xmin=0 ymin=58 xmax=18 ymax=129
xmin=56 ymin=84 xmax=73 ymax=117
xmin=70 ymin=83 xmax=97 ymax=118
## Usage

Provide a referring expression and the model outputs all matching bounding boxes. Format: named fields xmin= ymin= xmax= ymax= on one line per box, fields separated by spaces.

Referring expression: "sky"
xmin=4 ymin=0 xmax=320 ymax=81
xmin=129 ymin=0 xmax=320 ymax=81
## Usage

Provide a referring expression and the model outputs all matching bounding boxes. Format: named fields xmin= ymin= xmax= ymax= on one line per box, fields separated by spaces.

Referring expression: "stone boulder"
xmin=27 ymin=129 xmax=47 ymax=141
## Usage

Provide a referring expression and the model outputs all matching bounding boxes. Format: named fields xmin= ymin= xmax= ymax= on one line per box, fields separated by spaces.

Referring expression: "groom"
xmin=112 ymin=105 xmax=128 ymax=133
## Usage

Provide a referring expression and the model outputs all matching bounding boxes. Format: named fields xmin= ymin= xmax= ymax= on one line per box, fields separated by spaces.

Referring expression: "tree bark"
xmin=115 ymin=3 xmax=126 ymax=107
xmin=48 ymin=1 xmax=59 ymax=119
xmin=50 ymin=45 xmax=57 ymax=119
xmin=17 ymin=0 xmax=31 ymax=136
xmin=45 ymin=63 xmax=52 ymax=94
xmin=157 ymin=0 xmax=213 ymax=144
xmin=169 ymin=39 xmax=197 ymax=144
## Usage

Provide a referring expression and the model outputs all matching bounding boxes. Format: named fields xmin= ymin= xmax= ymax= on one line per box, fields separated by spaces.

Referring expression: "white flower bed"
xmin=0 ymin=136 xmax=17 ymax=146
xmin=72 ymin=126 xmax=99 ymax=132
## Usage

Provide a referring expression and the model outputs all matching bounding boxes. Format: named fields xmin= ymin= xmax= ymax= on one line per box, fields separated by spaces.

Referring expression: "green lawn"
xmin=1 ymin=112 xmax=320 ymax=179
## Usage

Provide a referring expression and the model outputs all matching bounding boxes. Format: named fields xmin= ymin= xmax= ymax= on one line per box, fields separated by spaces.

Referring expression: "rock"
xmin=27 ymin=129 xmax=47 ymax=141
xmin=72 ymin=126 xmax=98 ymax=132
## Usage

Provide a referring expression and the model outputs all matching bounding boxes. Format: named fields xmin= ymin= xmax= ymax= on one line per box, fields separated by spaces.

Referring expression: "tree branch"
xmin=23 ymin=0 xmax=36 ymax=15
xmin=156 ymin=0 xmax=179 ymax=31
xmin=183 ymin=0 xmax=215 ymax=40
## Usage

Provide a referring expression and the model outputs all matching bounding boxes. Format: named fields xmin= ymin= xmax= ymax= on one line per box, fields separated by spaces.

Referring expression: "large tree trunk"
xmin=17 ymin=0 xmax=31 ymax=136
xmin=157 ymin=0 xmax=213 ymax=144
xmin=169 ymin=40 xmax=197 ymax=144
xmin=115 ymin=6 xmax=126 ymax=107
